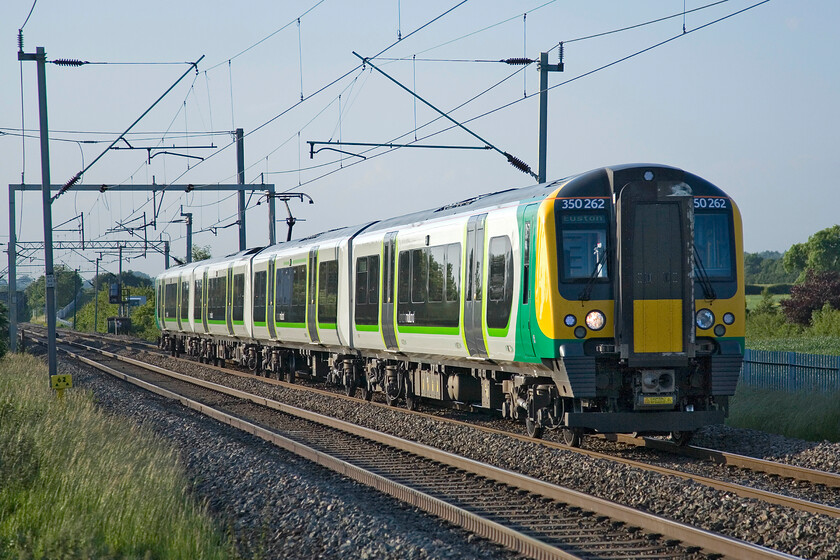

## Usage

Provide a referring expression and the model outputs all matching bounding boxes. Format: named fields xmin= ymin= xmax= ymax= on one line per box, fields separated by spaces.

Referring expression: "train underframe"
xmin=158 ymin=331 xmax=729 ymax=447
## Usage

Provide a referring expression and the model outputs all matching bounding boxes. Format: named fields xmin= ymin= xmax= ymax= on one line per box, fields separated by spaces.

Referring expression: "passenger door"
xmin=381 ymin=232 xmax=399 ymax=350
xmin=465 ymin=214 xmax=488 ymax=357
xmin=267 ymin=258 xmax=277 ymax=339
xmin=307 ymin=247 xmax=320 ymax=343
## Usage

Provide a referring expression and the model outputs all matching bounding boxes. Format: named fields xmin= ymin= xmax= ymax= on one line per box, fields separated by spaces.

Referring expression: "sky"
xmin=1 ymin=0 xmax=838 ymax=282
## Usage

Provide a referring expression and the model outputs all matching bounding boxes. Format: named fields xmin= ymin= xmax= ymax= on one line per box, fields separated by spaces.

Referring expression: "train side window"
xmin=428 ymin=246 xmax=445 ymax=303
xmin=487 ymin=235 xmax=513 ymax=329
xmin=275 ymin=265 xmax=306 ymax=324
xmin=193 ymin=279 xmax=202 ymax=321
xmin=411 ymin=249 xmax=428 ymax=304
xmin=398 ymin=251 xmax=410 ymax=304
xmin=253 ymin=271 xmax=267 ymax=324
xmin=318 ymin=259 xmax=338 ymax=324
xmin=445 ymin=243 xmax=460 ymax=303
xmin=164 ymin=282 xmax=177 ymax=319
xmin=368 ymin=256 xmax=380 ymax=306
xmin=206 ymin=276 xmax=225 ymax=321
xmin=232 ymin=273 xmax=245 ymax=322
xmin=355 ymin=255 xmax=379 ymax=326
xmin=180 ymin=280 xmax=189 ymax=321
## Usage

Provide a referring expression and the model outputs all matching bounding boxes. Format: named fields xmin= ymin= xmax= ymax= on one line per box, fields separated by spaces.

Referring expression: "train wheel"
xmin=670 ymin=431 xmax=693 ymax=446
xmin=359 ymin=385 xmax=373 ymax=402
xmin=525 ymin=418 xmax=544 ymax=439
xmin=561 ymin=427 xmax=582 ymax=448
xmin=344 ymin=382 xmax=356 ymax=398
xmin=405 ymin=393 xmax=419 ymax=411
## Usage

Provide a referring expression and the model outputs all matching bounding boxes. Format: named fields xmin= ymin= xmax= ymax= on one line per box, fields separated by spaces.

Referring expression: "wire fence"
xmin=741 ymin=349 xmax=840 ymax=392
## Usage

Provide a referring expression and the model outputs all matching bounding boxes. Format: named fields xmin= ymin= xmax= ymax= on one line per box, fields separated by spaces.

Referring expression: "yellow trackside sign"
xmin=50 ymin=374 xmax=73 ymax=390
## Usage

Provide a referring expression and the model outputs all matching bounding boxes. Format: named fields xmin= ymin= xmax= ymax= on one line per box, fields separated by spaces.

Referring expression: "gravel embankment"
xmin=62 ymin=357 xmax=519 ymax=560
xmin=119 ymin=350 xmax=840 ymax=560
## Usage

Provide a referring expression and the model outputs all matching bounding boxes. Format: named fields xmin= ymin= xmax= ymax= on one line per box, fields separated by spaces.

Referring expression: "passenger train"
xmin=155 ymin=164 xmax=744 ymax=446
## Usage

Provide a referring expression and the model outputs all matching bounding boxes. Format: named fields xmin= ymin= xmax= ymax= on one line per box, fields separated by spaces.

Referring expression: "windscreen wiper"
xmin=578 ymin=248 xmax=607 ymax=302
xmin=693 ymin=246 xmax=717 ymax=302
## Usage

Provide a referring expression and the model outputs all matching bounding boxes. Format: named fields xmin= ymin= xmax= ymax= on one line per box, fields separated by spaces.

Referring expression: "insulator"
xmin=18 ymin=29 xmax=23 ymax=52
xmin=501 ymin=57 xmax=534 ymax=66
xmin=52 ymin=59 xmax=88 ymax=67
xmin=58 ymin=173 xmax=81 ymax=198
xmin=558 ymin=42 xmax=564 ymax=63
xmin=504 ymin=152 xmax=532 ymax=175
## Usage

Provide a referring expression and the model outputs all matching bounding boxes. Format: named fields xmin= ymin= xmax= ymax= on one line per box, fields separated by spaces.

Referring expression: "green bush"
xmin=73 ymin=285 xmax=158 ymax=341
xmin=811 ymin=305 xmax=840 ymax=336
xmin=745 ymin=283 xmax=792 ymax=295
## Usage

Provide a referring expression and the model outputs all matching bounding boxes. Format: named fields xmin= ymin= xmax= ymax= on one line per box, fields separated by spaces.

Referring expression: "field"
xmin=745 ymin=293 xmax=787 ymax=312
xmin=0 ymin=353 xmax=232 ymax=559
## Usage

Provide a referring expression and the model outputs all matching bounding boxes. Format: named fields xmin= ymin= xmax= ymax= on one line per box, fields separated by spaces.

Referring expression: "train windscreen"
xmin=560 ymin=213 xmax=609 ymax=281
xmin=694 ymin=213 xmax=732 ymax=278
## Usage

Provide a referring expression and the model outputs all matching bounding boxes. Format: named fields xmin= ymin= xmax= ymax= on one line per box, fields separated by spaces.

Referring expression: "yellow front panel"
xmin=633 ymin=299 xmax=682 ymax=353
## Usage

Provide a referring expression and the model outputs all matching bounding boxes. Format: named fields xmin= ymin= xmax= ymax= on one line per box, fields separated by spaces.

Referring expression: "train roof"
xmin=156 ymin=164 xmax=728 ymax=278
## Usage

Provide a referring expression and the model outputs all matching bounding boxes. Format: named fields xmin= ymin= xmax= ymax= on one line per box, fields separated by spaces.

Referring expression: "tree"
xmin=74 ymin=284 xmax=158 ymax=341
xmin=91 ymin=270 xmax=152 ymax=290
xmin=780 ymin=270 xmax=840 ymax=325
xmin=192 ymin=244 xmax=212 ymax=261
xmin=24 ymin=266 xmax=83 ymax=318
xmin=783 ymin=225 xmax=840 ymax=280
xmin=744 ymin=252 xmax=797 ymax=285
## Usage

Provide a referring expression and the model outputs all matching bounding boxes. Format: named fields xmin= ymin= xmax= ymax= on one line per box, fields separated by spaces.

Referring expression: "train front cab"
xmin=527 ymin=165 xmax=744 ymax=439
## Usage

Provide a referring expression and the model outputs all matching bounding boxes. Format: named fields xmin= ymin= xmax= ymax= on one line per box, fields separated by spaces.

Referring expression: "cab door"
xmin=517 ymin=204 xmax=539 ymax=357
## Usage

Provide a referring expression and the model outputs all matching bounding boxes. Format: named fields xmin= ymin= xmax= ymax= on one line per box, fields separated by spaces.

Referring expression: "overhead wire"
xmin=204 ymin=0 xmax=326 ymax=72
xmin=554 ymin=0 xmax=731 ymax=46
xmin=267 ymin=0 xmax=768 ymax=199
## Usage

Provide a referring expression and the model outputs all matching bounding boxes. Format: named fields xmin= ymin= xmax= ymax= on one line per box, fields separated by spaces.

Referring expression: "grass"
xmin=0 ymin=353 xmax=233 ymax=560
xmin=727 ymin=383 xmax=840 ymax=442
xmin=745 ymin=293 xmax=787 ymax=312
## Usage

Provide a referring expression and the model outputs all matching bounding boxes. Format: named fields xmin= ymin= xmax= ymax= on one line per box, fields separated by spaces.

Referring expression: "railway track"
xmin=602 ymin=434 xmax=840 ymax=489
xmin=29 ymin=331 xmax=802 ymax=560
xmin=31 ymin=327 xmax=840 ymax=521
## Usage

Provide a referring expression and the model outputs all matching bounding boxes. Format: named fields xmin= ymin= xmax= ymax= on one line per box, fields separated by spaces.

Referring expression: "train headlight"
xmin=695 ymin=309 xmax=714 ymax=330
xmin=585 ymin=310 xmax=606 ymax=331
xmin=723 ymin=312 xmax=735 ymax=325
xmin=564 ymin=314 xmax=577 ymax=327
xmin=714 ymin=325 xmax=726 ymax=337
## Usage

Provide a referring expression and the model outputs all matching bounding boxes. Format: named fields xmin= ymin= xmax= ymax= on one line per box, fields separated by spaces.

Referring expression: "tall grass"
xmin=0 ymin=353 xmax=232 ymax=559
xmin=727 ymin=383 xmax=840 ymax=442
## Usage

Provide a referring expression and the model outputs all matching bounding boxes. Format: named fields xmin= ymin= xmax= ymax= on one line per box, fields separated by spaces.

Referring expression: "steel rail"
xmin=607 ymin=434 xmax=840 ymax=489
xmin=41 ymin=334 xmax=802 ymax=560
